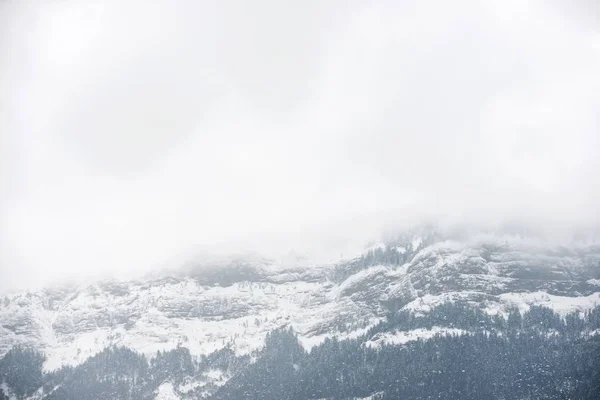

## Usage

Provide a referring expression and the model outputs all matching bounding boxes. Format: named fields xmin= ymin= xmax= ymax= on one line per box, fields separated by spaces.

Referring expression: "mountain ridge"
xmin=1 ymin=228 xmax=600 ymax=398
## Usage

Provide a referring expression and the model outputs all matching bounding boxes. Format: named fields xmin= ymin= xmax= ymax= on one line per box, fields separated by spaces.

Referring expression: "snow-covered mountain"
xmin=1 ymin=228 xmax=600 ymax=398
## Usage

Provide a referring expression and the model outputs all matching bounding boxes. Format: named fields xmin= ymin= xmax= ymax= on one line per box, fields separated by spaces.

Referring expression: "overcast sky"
xmin=1 ymin=0 xmax=599 ymax=290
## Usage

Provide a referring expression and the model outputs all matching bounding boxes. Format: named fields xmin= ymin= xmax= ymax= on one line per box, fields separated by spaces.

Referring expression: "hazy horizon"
xmin=1 ymin=0 xmax=599 ymax=290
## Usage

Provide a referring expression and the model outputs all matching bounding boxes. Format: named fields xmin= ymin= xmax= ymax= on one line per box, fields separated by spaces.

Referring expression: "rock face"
xmin=1 ymin=228 xmax=600 ymax=377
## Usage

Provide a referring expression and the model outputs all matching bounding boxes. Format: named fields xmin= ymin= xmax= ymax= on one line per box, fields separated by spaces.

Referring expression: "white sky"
xmin=1 ymin=0 xmax=599 ymax=290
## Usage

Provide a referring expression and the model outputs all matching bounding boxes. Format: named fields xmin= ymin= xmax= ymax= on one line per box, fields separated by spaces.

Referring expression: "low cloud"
xmin=1 ymin=0 xmax=599 ymax=290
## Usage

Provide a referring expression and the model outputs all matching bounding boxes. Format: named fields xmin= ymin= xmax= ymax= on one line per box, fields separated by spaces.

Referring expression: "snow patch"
xmin=396 ymin=246 xmax=407 ymax=254
xmin=402 ymin=291 xmax=600 ymax=319
xmin=155 ymin=382 xmax=181 ymax=400
xmin=497 ymin=291 xmax=600 ymax=315
xmin=411 ymin=237 xmax=423 ymax=251
xmin=402 ymin=292 xmax=485 ymax=316
xmin=365 ymin=327 xmax=467 ymax=349
xmin=202 ymin=369 xmax=228 ymax=387
xmin=297 ymin=322 xmax=380 ymax=352
xmin=44 ymin=328 xmax=115 ymax=371
xmin=334 ymin=266 xmax=391 ymax=298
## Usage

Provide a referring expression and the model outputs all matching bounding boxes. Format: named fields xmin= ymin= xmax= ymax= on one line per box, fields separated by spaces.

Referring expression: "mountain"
xmin=1 ymin=228 xmax=600 ymax=399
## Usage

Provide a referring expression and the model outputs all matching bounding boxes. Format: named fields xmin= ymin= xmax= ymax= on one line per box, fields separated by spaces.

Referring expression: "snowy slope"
xmin=1 ymin=229 xmax=599 ymax=391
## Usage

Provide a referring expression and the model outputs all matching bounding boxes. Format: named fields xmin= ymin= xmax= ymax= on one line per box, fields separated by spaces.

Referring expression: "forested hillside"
xmin=1 ymin=303 xmax=599 ymax=399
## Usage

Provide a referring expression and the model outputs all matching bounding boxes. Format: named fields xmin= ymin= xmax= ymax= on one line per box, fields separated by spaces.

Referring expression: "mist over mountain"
xmin=2 ymin=0 xmax=600 ymax=398
xmin=1 ymin=226 xmax=600 ymax=398
xmin=1 ymin=0 xmax=600 ymax=291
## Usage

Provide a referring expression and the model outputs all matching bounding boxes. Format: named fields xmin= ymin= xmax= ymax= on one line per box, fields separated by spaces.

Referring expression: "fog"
xmin=1 ymin=0 xmax=599 ymax=290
